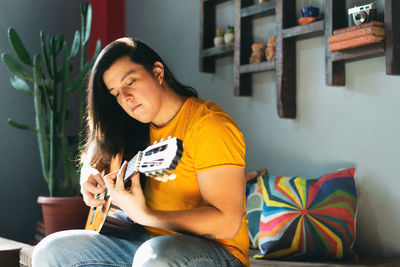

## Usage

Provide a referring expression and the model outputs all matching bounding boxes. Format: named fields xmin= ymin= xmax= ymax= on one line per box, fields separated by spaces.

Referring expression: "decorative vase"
xmin=37 ymin=196 xmax=89 ymax=236
xmin=214 ymin=29 xmax=224 ymax=47
xmin=301 ymin=6 xmax=319 ymax=18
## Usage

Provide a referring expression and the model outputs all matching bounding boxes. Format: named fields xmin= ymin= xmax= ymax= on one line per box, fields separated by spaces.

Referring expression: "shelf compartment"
xmin=331 ymin=42 xmax=385 ymax=63
xmin=282 ymin=20 xmax=324 ymax=40
xmin=213 ymin=0 xmax=233 ymax=4
xmin=239 ymin=61 xmax=275 ymax=74
xmin=240 ymin=1 xmax=275 ymax=18
xmin=200 ymin=43 xmax=234 ymax=58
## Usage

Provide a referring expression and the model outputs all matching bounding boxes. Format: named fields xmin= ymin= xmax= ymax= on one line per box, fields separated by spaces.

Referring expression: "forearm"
xmin=127 ymin=205 xmax=243 ymax=240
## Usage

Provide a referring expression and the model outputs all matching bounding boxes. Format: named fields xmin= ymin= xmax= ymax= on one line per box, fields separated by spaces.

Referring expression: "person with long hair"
xmin=32 ymin=38 xmax=249 ymax=267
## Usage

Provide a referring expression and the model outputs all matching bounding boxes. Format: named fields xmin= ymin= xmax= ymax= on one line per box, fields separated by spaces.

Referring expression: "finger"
xmin=86 ymin=197 xmax=106 ymax=207
xmin=104 ymin=171 xmax=118 ymax=191
xmin=116 ymin=161 xmax=128 ymax=188
xmin=129 ymin=172 xmax=141 ymax=192
xmin=83 ymin=181 xmax=106 ymax=195
xmin=83 ymin=192 xmax=105 ymax=207
xmin=91 ymin=173 xmax=106 ymax=189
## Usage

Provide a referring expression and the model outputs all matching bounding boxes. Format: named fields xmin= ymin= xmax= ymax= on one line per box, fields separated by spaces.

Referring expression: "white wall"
xmin=127 ymin=0 xmax=400 ymax=257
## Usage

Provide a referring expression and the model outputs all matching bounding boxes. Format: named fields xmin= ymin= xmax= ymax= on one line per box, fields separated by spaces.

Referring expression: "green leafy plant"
xmin=1 ymin=3 xmax=101 ymax=197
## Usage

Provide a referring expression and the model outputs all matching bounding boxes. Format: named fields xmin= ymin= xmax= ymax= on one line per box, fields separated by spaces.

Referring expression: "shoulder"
xmin=186 ymin=97 xmax=236 ymax=129
xmin=186 ymin=99 xmax=246 ymax=171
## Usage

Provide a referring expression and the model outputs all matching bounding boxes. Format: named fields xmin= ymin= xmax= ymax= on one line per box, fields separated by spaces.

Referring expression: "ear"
xmin=153 ymin=61 xmax=164 ymax=85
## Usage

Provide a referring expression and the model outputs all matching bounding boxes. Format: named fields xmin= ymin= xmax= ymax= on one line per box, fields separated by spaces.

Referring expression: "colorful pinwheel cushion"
xmin=245 ymin=169 xmax=267 ymax=248
xmin=255 ymin=168 xmax=357 ymax=260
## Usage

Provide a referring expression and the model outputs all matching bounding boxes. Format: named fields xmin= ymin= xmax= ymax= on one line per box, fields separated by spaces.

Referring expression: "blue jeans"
xmin=32 ymin=228 xmax=245 ymax=266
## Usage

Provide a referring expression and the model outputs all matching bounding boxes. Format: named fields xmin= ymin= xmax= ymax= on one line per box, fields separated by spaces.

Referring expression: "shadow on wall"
xmin=354 ymin=177 xmax=386 ymax=257
xmin=248 ymin=147 xmax=357 ymax=178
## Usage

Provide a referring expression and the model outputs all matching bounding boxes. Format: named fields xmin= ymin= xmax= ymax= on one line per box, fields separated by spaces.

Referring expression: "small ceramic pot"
xmin=301 ymin=6 xmax=319 ymax=18
xmin=214 ymin=36 xmax=224 ymax=47
xmin=224 ymin=32 xmax=234 ymax=44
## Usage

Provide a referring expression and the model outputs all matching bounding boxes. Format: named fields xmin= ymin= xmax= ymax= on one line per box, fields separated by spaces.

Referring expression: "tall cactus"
xmin=1 ymin=3 xmax=101 ymax=197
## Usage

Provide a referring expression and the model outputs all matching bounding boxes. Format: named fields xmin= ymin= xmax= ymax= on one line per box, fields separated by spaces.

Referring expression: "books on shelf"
xmin=333 ymin=21 xmax=384 ymax=35
xmin=329 ymin=21 xmax=384 ymax=52
xmin=329 ymin=26 xmax=384 ymax=43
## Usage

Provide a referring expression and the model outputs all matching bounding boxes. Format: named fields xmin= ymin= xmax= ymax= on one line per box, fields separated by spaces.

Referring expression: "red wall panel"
xmin=89 ymin=0 xmax=125 ymax=59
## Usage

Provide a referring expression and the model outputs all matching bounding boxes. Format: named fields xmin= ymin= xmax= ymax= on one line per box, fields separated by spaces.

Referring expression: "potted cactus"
xmin=1 ymin=3 xmax=101 ymax=235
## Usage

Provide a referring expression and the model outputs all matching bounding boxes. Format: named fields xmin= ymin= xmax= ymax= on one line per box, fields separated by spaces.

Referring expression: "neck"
xmin=152 ymin=86 xmax=187 ymax=128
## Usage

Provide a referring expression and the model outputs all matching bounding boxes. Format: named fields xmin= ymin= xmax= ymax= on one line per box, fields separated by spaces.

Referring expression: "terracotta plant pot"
xmin=37 ymin=196 xmax=90 ymax=236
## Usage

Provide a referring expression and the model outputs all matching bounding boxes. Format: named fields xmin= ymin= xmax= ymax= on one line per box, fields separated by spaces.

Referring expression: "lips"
xmin=131 ymin=104 xmax=141 ymax=113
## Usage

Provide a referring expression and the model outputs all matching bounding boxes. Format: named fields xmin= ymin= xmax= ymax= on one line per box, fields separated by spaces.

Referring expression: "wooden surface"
xmin=234 ymin=0 xmax=254 ymax=96
xmin=276 ymin=0 xmax=296 ymax=119
xmin=248 ymin=249 xmax=400 ymax=267
xmin=282 ymin=20 xmax=324 ymax=40
xmin=385 ymin=0 xmax=400 ymax=75
xmin=240 ymin=61 xmax=275 ymax=74
xmin=240 ymin=1 xmax=275 ymax=18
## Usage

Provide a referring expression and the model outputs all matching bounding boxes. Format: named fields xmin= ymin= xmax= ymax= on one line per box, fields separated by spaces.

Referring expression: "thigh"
xmin=132 ymin=234 xmax=245 ymax=267
xmin=32 ymin=229 xmax=151 ymax=267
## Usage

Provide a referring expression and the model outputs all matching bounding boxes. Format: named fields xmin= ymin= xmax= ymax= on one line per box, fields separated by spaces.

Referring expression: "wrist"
xmin=137 ymin=206 xmax=155 ymax=226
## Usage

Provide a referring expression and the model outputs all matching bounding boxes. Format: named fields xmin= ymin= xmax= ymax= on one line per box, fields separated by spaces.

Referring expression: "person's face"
xmin=103 ymin=56 xmax=165 ymax=123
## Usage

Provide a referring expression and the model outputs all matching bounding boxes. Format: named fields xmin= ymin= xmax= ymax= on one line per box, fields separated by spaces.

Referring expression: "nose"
xmin=119 ymin=87 xmax=133 ymax=102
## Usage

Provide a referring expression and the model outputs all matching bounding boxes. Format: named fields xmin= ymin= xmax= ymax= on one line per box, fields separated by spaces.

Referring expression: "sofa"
xmin=17 ymin=168 xmax=400 ymax=266
xmin=19 ymin=245 xmax=400 ymax=267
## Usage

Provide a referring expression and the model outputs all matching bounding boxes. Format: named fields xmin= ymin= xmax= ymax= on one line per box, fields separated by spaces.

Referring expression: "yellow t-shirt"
xmin=144 ymin=97 xmax=249 ymax=266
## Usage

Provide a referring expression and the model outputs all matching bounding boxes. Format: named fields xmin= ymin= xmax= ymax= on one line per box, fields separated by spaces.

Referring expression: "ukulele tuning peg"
xmin=153 ymin=140 xmax=158 ymax=144
xmin=167 ymin=136 xmax=171 ymax=139
xmin=168 ymin=173 xmax=177 ymax=180
xmin=160 ymin=138 xmax=164 ymax=142
xmin=160 ymin=173 xmax=169 ymax=182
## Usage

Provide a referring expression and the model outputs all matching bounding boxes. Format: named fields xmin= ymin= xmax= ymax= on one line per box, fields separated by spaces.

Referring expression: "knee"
xmin=32 ymin=230 xmax=93 ymax=267
xmin=32 ymin=231 xmax=68 ymax=267
xmin=132 ymin=235 xmax=181 ymax=267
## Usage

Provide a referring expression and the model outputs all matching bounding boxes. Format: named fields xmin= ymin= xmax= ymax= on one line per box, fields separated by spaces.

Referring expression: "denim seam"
xmin=185 ymin=255 xmax=242 ymax=267
xmin=71 ymin=260 xmax=130 ymax=267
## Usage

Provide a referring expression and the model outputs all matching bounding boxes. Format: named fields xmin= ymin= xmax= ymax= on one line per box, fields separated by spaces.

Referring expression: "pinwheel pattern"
xmin=256 ymin=168 xmax=357 ymax=260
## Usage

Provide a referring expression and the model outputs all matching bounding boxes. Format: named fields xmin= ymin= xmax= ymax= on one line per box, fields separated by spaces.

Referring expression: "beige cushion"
xmin=19 ymin=246 xmax=34 ymax=267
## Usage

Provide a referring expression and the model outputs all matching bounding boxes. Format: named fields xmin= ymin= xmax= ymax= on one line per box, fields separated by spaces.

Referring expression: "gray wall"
xmin=0 ymin=0 xmax=85 ymax=241
xmin=1 ymin=0 xmax=399 ymax=258
xmin=127 ymin=0 xmax=400 ymax=257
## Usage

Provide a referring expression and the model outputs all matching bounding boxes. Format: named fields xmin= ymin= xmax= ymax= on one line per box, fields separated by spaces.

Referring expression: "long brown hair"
xmin=82 ymin=38 xmax=197 ymax=169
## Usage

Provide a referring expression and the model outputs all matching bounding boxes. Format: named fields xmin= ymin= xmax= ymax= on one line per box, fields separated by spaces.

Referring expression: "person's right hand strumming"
xmin=80 ymin=165 xmax=107 ymax=207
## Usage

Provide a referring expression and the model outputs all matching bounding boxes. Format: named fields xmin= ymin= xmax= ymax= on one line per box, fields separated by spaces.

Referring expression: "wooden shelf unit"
xmin=234 ymin=0 xmax=276 ymax=97
xmin=200 ymin=0 xmax=234 ymax=73
xmin=200 ymin=0 xmax=400 ymax=119
xmin=325 ymin=0 xmax=400 ymax=86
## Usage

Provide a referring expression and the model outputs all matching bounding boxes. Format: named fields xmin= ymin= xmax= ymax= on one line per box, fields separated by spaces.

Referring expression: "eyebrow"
xmin=108 ymin=70 xmax=137 ymax=92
